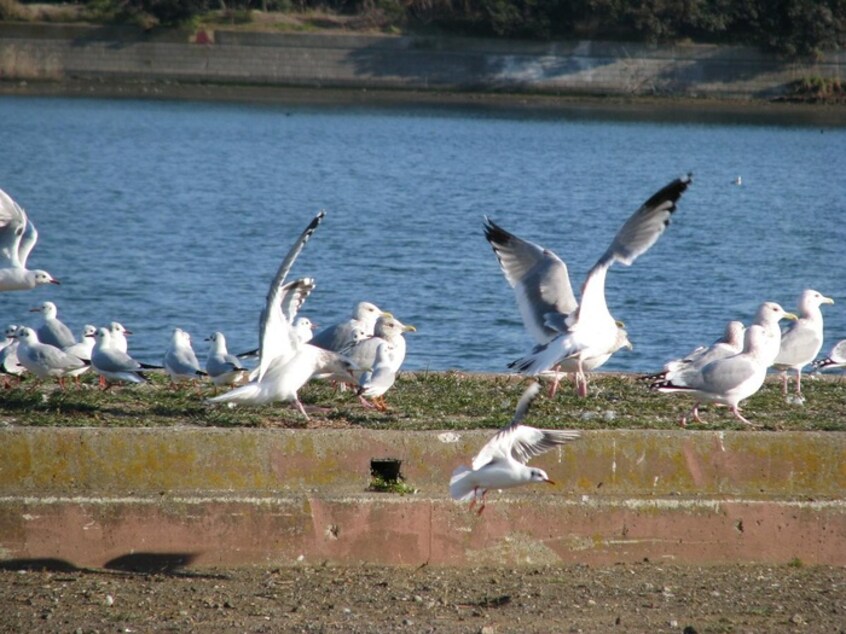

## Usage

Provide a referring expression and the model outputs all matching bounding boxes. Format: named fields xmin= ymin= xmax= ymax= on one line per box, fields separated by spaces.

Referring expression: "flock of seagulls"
xmin=1 ymin=176 xmax=842 ymax=511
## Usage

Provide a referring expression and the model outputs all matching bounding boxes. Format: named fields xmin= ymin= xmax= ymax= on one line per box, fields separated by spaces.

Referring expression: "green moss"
xmin=368 ymin=474 xmax=416 ymax=495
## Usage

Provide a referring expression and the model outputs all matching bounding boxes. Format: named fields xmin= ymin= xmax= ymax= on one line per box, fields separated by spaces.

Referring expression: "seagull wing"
xmin=259 ymin=277 xmax=315 ymax=381
xmin=471 ymin=382 xmax=580 ymax=469
xmin=257 ymin=211 xmax=325 ymax=380
xmin=594 ymin=173 xmax=692 ymax=270
xmin=484 ymin=217 xmax=578 ymax=344
xmin=0 ymin=187 xmax=28 ymax=268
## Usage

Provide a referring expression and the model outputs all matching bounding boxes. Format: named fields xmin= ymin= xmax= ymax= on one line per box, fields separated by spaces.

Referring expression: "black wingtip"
xmin=642 ymin=173 xmax=693 ymax=212
xmin=482 ymin=217 xmax=514 ymax=247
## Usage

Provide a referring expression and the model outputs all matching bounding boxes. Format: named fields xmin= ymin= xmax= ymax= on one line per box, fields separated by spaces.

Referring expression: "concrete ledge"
xmin=0 ymin=428 xmax=843 ymax=567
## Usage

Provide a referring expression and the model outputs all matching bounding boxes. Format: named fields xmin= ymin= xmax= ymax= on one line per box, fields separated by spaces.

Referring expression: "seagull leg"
xmin=359 ymin=395 xmax=376 ymax=409
xmin=730 ymin=406 xmax=760 ymax=428
xmin=577 ymin=371 xmax=589 ymax=398
xmin=293 ymin=398 xmax=311 ymax=421
xmin=548 ymin=366 xmax=562 ymax=398
xmin=781 ymin=371 xmax=789 ymax=395
xmin=795 ymin=369 xmax=803 ymax=396
xmin=468 ymin=487 xmax=479 ymax=513
xmin=476 ymin=490 xmax=488 ymax=515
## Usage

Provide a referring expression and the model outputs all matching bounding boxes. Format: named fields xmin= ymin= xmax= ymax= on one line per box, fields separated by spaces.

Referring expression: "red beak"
xmin=545 ymin=479 xmax=556 ymax=485
xmin=50 ymin=279 xmax=61 ymax=285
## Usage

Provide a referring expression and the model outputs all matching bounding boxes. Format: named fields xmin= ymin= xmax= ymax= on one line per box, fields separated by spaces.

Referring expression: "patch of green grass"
xmin=0 ymin=371 xmax=844 ymax=432
xmin=368 ymin=474 xmax=416 ymax=495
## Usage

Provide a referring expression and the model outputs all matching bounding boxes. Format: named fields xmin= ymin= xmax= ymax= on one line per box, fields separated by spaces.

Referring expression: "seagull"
xmin=311 ymin=301 xmax=387 ymax=353
xmin=733 ymin=176 xmax=743 ymax=186
xmin=209 ymin=211 xmax=358 ymax=419
xmin=813 ymin=339 xmax=846 ymax=372
xmin=484 ymin=217 xmax=634 ymax=397
xmin=651 ymin=324 xmax=772 ymax=427
xmin=292 ymin=316 xmax=317 ymax=346
xmin=449 ymin=382 xmax=580 ymax=515
xmin=63 ymin=324 xmax=97 ymax=385
xmin=357 ymin=341 xmax=398 ymax=411
xmin=163 ymin=328 xmax=206 ymax=384
xmin=773 ymin=289 xmax=834 ymax=396
xmin=641 ymin=320 xmax=746 ymax=384
xmin=30 ymin=301 xmax=76 ymax=349
xmin=90 ymin=327 xmax=149 ymax=387
xmin=0 ymin=324 xmax=26 ymax=385
xmin=506 ymin=174 xmax=692 ymax=394
xmin=0 ymin=187 xmax=60 ymax=291
xmin=108 ymin=322 xmax=132 ymax=354
xmin=347 ymin=314 xmax=416 ymax=389
xmin=752 ymin=301 xmax=799 ymax=368
xmin=205 ymin=331 xmax=248 ymax=386
xmin=14 ymin=326 xmax=85 ymax=389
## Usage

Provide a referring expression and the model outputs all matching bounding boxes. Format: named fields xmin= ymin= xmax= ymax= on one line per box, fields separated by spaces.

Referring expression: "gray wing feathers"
xmin=597 ymin=173 xmax=692 ymax=268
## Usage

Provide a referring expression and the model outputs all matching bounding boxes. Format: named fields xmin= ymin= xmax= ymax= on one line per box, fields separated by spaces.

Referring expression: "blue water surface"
xmin=1 ymin=96 xmax=844 ymax=373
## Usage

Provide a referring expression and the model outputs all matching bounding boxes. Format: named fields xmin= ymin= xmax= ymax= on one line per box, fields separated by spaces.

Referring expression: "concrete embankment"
xmin=0 ymin=427 xmax=843 ymax=569
xmin=1 ymin=22 xmax=845 ymax=100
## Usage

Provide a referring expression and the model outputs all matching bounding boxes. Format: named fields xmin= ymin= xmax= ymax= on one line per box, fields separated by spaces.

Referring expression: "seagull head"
xmin=530 ymin=468 xmax=555 ymax=485
xmin=32 ymin=270 xmax=59 ymax=286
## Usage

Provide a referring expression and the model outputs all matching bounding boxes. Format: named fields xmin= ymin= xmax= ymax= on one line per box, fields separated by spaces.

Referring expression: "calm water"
xmin=1 ymin=96 xmax=844 ymax=374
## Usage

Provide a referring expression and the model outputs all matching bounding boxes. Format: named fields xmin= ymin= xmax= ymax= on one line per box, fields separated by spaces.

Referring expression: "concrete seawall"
xmin=1 ymin=23 xmax=844 ymax=99
xmin=1 ymin=428 xmax=843 ymax=568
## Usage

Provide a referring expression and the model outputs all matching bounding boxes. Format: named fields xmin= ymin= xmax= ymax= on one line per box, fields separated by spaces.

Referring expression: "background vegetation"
xmin=2 ymin=0 xmax=845 ymax=58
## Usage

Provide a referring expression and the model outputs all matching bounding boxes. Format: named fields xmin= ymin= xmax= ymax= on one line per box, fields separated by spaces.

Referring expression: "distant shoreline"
xmin=3 ymin=78 xmax=846 ymax=126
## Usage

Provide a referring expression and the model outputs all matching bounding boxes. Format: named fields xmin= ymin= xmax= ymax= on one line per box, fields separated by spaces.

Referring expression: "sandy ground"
xmin=1 ymin=562 xmax=844 ymax=633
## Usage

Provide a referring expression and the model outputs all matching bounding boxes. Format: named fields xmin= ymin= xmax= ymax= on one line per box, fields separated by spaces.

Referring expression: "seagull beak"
xmin=403 ymin=324 xmax=417 ymax=333
xmin=544 ymin=478 xmax=556 ymax=485
xmin=823 ymin=297 xmax=835 ymax=305
xmin=29 ymin=307 xmax=40 ymax=312
xmin=381 ymin=312 xmax=394 ymax=319
xmin=49 ymin=279 xmax=61 ymax=285
xmin=784 ymin=312 xmax=799 ymax=321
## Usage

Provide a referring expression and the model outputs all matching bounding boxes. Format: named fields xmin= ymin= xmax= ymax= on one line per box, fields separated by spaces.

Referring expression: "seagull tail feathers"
xmin=449 ymin=465 xmax=477 ymax=501
xmin=208 ymin=382 xmax=262 ymax=405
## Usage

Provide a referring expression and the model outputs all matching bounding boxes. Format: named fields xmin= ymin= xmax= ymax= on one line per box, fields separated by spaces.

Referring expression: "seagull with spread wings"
xmin=450 ymin=382 xmax=580 ymax=515
xmin=0 ymin=187 xmax=59 ymax=291
xmin=500 ymin=174 xmax=692 ymax=395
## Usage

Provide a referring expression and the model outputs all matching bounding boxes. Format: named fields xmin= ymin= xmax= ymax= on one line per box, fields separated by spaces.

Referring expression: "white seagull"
xmin=63 ymin=324 xmax=97 ymax=385
xmin=643 ymin=320 xmax=746 ymax=384
xmin=163 ymin=327 xmax=206 ymax=384
xmin=347 ymin=314 xmax=416 ymax=387
xmin=90 ymin=327 xmax=149 ymax=387
xmin=30 ymin=301 xmax=76 ymax=349
xmin=311 ymin=301 xmax=387 ymax=354
xmin=652 ymin=324 xmax=772 ymax=427
xmin=205 ymin=331 xmax=248 ymax=386
xmin=14 ymin=326 xmax=85 ymax=389
xmin=0 ymin=324 xmax=26 ymax=385
xmin=356 ymin=341 xmax=398 ymax=411
xmin=449 ymin=382 xmax=581 ymax=515
xmin=484 ymin=216 xmax=633 ymax=397
xmin=0 ymin=187 xmax=60 ymax=291
xmin=752 ymin=301 xmax=799 ymax=368
xmin=813 ymin=339 xmax=846 ymax=372
xmin=209 ymin=211 xmax=358 ymax=419
xmin=108 ymin=322 xmax=132 ymax=354
xmin=506 ymin=174 xmax=692 ymax=393
xmin=773 ymin=289 xmax=834 ymax=396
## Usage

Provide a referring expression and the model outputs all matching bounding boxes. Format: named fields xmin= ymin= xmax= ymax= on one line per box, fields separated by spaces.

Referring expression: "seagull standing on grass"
xmin=450 ymin=382 xmax=581 ymax=515
xmin=357 ymin=341 xmax=398 ymax=411
xmin=205 ymin=331 xmax=248 ymax=386
xmin=63 ymin=324 xmax=97 ymax=385
xmin=31 ymin=301 xmax=76 ymax=349
xmin=773 ymin=289 xmax=834 ymax=396
xmin=14 ymin=326 xmax=85 ymax=389
xmin=504 ymin=174 xmax=692 ymax=397
xmin=0 ymin=187 xmax=60 ymax=291
xmin=163 ymin=328 xmax=206 ymax=384
xmin=90 ymin=327 xmax=149 ymax=387
xmin=311 ymin=301 xmax=387 ymax=353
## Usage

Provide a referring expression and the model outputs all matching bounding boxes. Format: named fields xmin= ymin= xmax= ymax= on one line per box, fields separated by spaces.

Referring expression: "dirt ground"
xmin=1 ymin=562 xmax=843 ymax=633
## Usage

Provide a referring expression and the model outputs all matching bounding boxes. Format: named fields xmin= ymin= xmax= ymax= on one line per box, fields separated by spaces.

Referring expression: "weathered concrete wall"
xmin=0 ymin=428 xmax=843 ymax=568
xmin=1 ymin=23 xmax=844 ymax=99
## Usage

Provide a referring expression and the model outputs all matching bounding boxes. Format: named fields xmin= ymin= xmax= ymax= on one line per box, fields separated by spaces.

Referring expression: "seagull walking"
xmin=450 ymin=382 xmax=580 ymax=515
xmin=652 ymin=324 xmax=772 ymax=427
